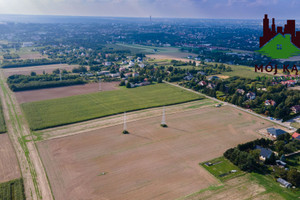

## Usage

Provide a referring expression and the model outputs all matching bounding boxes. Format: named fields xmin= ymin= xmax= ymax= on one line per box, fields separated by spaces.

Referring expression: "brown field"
xmin=2 ymin=64 xmax=80 ymax=77
xmin=15 ymin=82 xmax=120 ymax=103
xmin=18 ymin=53 xmax=47 ymax=60
xmin=0 ymin=134 xmax=21 ymax=183
xmin=38 ymin=106 xmax=271 ymax=200
xmin=147 ymin=54 xmax=198 ymax=62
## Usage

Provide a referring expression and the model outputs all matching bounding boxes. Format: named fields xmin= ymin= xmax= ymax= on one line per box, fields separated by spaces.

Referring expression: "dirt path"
xmin=37 ymin=99 xmax=216 ymax=141
xmin=0 ymin=69 xmax=53 ymax=200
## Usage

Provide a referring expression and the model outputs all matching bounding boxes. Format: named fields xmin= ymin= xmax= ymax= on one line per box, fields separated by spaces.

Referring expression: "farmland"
xmin=15 ymin=82 xmax=120 ymax=103
xmin=22 ymin=83 xmax=203 ymax=130
xmin=2 ymin=63 xmax=80 ymax=77
xmin=0 ymin=98 xmax=6 ymax=133
xmin=37 ymin=105 xmax=271 ymax=200
xmin=0 ymin=179 xmax=26 ymax=200
xmin=0 ymin=134 xmax=21 ymax=183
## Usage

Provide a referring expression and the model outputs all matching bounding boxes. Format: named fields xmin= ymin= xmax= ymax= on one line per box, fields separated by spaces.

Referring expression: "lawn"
xmin=201 ymin=157 xmax=244 ymax=182
xmin=250 ymin=173 xmax=300 ymax=200
xmin=218 ymin=64 xmax=273 ymax=79
xmin=0 ymin=98 xmax=6 ymax=133
xmin=0 ymin=179 xmax=25 ymax=200
xmin=286 ymin=154 xmax=300 ymax=171
xmin=22 ymin=83 xmax=203 ymax=130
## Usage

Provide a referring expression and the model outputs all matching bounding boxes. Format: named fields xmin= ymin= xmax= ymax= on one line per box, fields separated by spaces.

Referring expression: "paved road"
xmin=164 ymin=81 xmax=296 ymax=131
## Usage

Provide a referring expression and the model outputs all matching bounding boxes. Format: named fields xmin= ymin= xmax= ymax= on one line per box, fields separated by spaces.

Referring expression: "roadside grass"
xmin=201 ymin=157 xmax=244 ymax=182
xmin=0 ymin=178 xmax=26 ymax=200
xmin=291 ymin=122 xmax=300 ymax=129
xmin=22 ymin=83 xmax=203 ymax=130
xmin=0 ymin=98 xmax=6 ymax=133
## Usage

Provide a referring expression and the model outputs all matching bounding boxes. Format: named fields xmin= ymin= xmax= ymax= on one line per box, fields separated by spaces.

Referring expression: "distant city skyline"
xmin=1 ymin=0 xmax=300 ymax=19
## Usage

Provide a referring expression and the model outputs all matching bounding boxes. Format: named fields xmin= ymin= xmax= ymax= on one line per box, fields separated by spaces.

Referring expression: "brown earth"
xmin=0 ymin=133 xmax=21 ymax=183
xmin=18 ymin=53 xmax=47 ymax=60
xmin=15 ymin=82 xmax=120 ymax=103
xmin=38 ymin=106 xmax=271 ymax=200
xmin=2 ymin=64 xmax=80 ymax=77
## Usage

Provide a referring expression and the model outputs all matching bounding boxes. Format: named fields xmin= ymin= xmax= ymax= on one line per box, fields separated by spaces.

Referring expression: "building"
xmin=198 ymin=81 xmax=207 ymax=86
xmin=104 ymin=62 xmax=112 ymax=66
xmin=236 ymin=89 xmax=245 ymax=95
xmin=291 ymin=105 xmax=300 ymax=114
xmin=206 ymin=83 xmax=216 ymax=89
xmin=265 ymin=100 xmax=276 ymax=106
xmin=109 ymin=73 xmax=120 ymax=78
xmin=276 ymin=160 xmax=287 ymax=167
xmin=97 ymin=71 xmax=110 ymax=76
xmin=208 ymin=76 xmax=219 ymax=81
xmin=277 ymin=178 xmax=292 ymax=188
xmin=246 ymin=92 xmax=256 ymax=100
xmin=292 ymin=132 xmax=300 ymax=140
xmin=255 ymin=145 xmax=273 ymax=161
xmin=267 ymin=128 xmax=286 ymax=138
xmin=184 ymin=74 xmax=193 ymax=81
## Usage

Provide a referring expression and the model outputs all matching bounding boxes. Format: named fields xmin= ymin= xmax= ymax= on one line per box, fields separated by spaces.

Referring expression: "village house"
xmin=198 ymin=81 xmax=207 ymax=86
xmin=267 ymin=128 xmax=286 ymax=138
xmin=206 ymin=83 xmax=216 ymax=89
xmin=292 ymin=132 xmax=300 ymax=141
xmin=246 ymin=92 xmax=256 ymax=100
xmin=255 ymin=145 xmax=273 ymax=161
xmin=291 ymin=105 xmax=300 ymax=114
xmin=236 ymin=89 xmax=245 ymax=95
xmin=265 ymin=100 xmax=276 ymax=106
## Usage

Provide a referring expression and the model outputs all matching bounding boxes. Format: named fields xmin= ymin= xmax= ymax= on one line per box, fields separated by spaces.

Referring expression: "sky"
xmin=0 ymin=0 xmax=300 ymax=19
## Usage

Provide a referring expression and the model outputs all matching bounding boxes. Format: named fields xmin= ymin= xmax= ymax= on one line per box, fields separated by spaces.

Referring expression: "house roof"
xmin=277 ymin=178 xmax=292 ymax=187
xmin=255 ymin=145 xmax=273 ymax=159
xmin=292 ymin=132 xmax=300 ymax=139
xmin=267 ymin=128 xmax=286 ymax=137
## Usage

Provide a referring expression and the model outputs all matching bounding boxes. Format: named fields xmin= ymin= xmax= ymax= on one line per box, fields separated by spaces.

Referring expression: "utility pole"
xmin=123 ymin=112 xmax=129 ymax=134
xmin=161 ymin=106 xmax=167 ymax=127
xmin=99 ymin=78 xmax=101 ymax=91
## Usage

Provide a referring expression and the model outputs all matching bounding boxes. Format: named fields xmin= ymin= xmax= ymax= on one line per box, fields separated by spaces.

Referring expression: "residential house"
xmin=184 ymin=74 xmax=193 ymax=81
xmin=208 ymin=76 xmax=219 ymax=81
xmin=97 ymin=71 xmax=110 ymax=76
xmin=291 ymin=105 xmax=300 ymax=114
xmin=197 ymin=71 xmax=206 ymax=76
xmin=236 ymin=89 xmax=245 ymax=95
xmin=292 ymin=132 xmax=300 ymax=141
xmin=198 ymin=81 xmax=207 ymax=86
xmin=104 ymin=62 xmax=112 ymax=66
xmin=265 ymin=100 xmax=276 ymax=106
xmin=280 ymin=80 xmax=296 ymax=87
xmin=246 ymin=92 xmax=256 ymax=100
xmin=132 ymin=72 xmax=139 ymax=77
xmin=267 ymin=128 xmax=286 ymax=138
xmin=109 ymin=73 xmax=120 ymax=78
xmin=277 ymin=178 xmax=292 ymax=188
xmin=255 ymin=145 xmax=273 ymax=161
xmin=206 ymin=83 xmax=216 ymax=89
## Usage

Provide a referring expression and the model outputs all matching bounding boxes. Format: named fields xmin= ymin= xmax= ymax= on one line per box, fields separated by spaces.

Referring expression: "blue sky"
xmin=0 ymin=0 xmax=299 ymax=19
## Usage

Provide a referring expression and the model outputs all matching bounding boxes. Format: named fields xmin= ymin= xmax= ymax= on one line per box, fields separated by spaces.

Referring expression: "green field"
xmin=250 ymin=173 xmax=300 ymax=200
xmin=0 ymin=179 xmax=26 ymax=200
xmin=201 ymin=157 xmax=244 ymax=182
xmin=286 ymin=154 xmax=300 ymax=171
xmin=22 ymin=83 xmax=203 ymax=130
xmin=0 ymin=98 xmax=6 ymax=133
